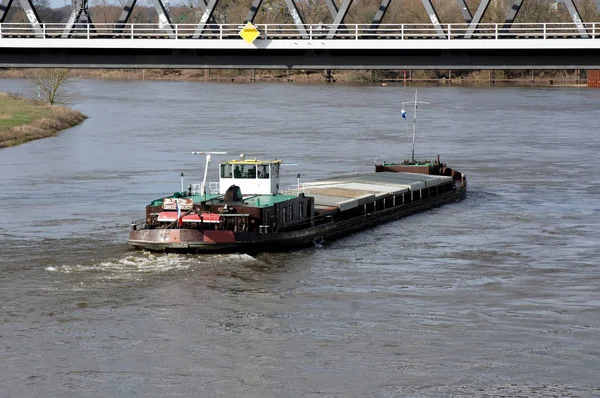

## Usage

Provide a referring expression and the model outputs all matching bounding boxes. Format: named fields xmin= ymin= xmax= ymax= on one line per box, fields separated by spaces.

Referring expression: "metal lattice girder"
xmin=326 ymin=0 xmax=353 ymax=39
xmin=116 ymin=0 xmax=136 ymax=28
xmin=0 ymin=0 xmax=42 ymax=32
xmin=560 ymin=0 xmax=588 ymax=38
xmin=500 ymin=0 xmax=523 ymax=34
xmin=284 ymin=0 xmax=308 ymax=38
xmin=114 ymin=0 xmax=173 ymax=36
xmin=18 ymin=0 xmax=42 ymax=35
xmin=324 ymin=0 xmax=348 ymax=32
xmin=369 ymin=0 xmax=391 ymax=30
xmin=62 ymin=0 xmax=95 ymax=38
xmin=153 ymin=0 xmax=174 ymax=38
xmin=325 ymin=0 xmax=337 ymax=17
xmin=456 ymin=0 xmax=472 ymax=24
xmin=244 ymin=0 xmax=307 ymax=37
xmin=245 ymin=0 xmax=263 ymax=23
xmin=463 ymin=0 xmax=492 ymax=39
xmin=0 ymin=0 xmax=13 ymax=23
xmin=198 ymin=0 xmax=218 ymax=27
xmin=61 ymin=9 xmax=93 ymax=37
xmin=420 ymin=0 xmax=445 ymax=38
xmin=192 ymin=0 xmax=219 ymax=38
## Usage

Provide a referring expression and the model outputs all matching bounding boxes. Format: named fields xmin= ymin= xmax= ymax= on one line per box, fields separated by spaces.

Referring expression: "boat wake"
xmin=45 ymin=251 xmax=258 ymax=279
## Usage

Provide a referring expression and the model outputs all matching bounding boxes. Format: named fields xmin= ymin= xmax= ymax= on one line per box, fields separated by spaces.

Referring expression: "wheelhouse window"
xmin=272 ymin=164 xmax=280 ymax=179
xmin=233 ymin=164 xmax=256 ymax=179
xmin=258 ymin=165 xmax=269 ymax=179
xmin=221 ymin=164 xmax=232 ymax=178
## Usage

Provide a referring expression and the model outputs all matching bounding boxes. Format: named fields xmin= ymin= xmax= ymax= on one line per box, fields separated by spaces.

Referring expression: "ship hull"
xmin=129 ymin=186 xmax=465 ymax=254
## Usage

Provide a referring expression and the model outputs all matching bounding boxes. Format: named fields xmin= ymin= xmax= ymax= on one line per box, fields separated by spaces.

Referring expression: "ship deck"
xmin=300 ymin=172 xmax=453 ymax=212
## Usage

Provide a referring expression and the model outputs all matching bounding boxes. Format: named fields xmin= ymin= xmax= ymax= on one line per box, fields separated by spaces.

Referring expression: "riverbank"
xmin=0 ymin=93 xmax=87 ymax=148
xmin=0 ymin=68 xmax=588 ymax=86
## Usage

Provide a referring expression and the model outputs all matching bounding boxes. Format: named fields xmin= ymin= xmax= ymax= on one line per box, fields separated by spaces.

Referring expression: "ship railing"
xmin=190 ymin=182 xmax=220 ymax=195
xmin=130 ymin=218 xmax=147 ymax=231
xmin=280 ymin=184 xmax=309 ymax=196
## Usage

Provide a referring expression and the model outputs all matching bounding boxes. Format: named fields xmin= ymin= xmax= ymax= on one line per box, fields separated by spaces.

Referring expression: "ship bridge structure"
xmin=2 ymin=0 xmax=600 ymax=69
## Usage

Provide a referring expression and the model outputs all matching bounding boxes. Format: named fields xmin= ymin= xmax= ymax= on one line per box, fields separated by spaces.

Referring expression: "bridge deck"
xmin=1 ymin=22 xmax=600 ymax=49
xmin=2 ymin=23 xmax=600 ymax=69
xmin=1 ymin=38 xmax=599 ymax=50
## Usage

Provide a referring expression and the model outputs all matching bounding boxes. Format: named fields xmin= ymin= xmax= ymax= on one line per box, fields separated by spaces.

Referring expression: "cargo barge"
xmin=128 ymin=91 xmax=466 ymax=253
xmin=128 ymin=154 xmax=466 ymax=253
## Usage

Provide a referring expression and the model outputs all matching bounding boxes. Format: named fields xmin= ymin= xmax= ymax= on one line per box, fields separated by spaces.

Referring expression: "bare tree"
xmin=90 ymin=0 xmax=124 ymax=23
xmin=30 ymin=69 xmax=73 ymax=106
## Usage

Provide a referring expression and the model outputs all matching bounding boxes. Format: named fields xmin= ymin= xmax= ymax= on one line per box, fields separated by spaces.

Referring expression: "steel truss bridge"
xmin=2 ymin=0 xmax=600 ymax=69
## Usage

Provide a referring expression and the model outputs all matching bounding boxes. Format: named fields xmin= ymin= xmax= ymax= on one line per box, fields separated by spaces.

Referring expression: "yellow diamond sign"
xmin=239 ymin=22 xmax=260 ymax=44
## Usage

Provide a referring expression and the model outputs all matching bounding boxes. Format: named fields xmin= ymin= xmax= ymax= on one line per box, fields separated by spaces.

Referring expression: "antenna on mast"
xmin=401 ymin=89 xmax=430 ymax=164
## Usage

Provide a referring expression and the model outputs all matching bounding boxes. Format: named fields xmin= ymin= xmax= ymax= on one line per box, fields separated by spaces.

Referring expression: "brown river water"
xmin=0 ymin=78 xmax=599 ymax=397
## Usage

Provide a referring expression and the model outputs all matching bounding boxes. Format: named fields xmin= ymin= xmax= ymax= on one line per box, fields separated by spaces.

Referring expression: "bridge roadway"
xmin=2 ymin=22 xmax=600 ymax=69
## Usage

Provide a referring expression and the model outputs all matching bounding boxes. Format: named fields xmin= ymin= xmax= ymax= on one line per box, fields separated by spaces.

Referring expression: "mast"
xmin=402 ymin=90 xmax=429 ymax=164
xmin=192 ymin=151 xmax=227 ymax=197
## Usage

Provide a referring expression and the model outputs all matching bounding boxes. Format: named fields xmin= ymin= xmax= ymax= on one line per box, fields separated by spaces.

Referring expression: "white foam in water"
xmin=46 ymin=251 xmax=257 ymax=278
xmin=217 ymin=253 xmax=256 ymax=263
xmin=99 ymin=252 xmax=195 ymax=274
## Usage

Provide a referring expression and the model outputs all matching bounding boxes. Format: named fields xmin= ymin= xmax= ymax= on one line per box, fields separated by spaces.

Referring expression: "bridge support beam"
xmin=153 ymin=0 xmax=174 ymax=38
xmin=245 ymin=0 xmax=308 ymax=39
xmin=0 ymin=0 xmax=13 ymax=23
xmin=326 ymin=0 xmax=353 ymax=39
xmin=114 ymin=0 xmax=174 ymax=38
xmin=455 ymin=0 xmax=472 ymax=24
xmin=560 ymin=0 xmax=588 ymax=38
xmin=245 ymin=0 xmax=262 ymax=23
xmin=62 ymin=0 xmax=94 ymax=38
xmin=197 ymin=0 xmax=219 ymax=30
xmin=420 ymin=0 xmax=445 ymax=39
xmin=324 ymin=0 xmax=349 ymax=34
xmin=192 ymin=0 xmax=220 ymax=38
xmin=3 ymin=48 xmax=600 ymax=70
xmin=369 ymin=0 xmax=391 ymax=32
xmin=0 ymin=0 xmax=42 ymax=36
xmin=115 ymin=0 xmax=136 ymax=32
xmin=284 ymin=0 xmax=308 ymax=39
xmin=502 ymin=0 xmax=524 ymax=31
xmin=464 ymin=0 xmax=491 ymax=39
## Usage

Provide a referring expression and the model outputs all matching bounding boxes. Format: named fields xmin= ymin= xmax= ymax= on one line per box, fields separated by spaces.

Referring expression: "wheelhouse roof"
xmin=222 ymin=158 xmax=283 ymax=166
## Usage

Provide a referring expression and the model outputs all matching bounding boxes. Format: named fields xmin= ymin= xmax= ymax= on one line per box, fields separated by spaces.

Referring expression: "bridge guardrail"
xmin=0 ymin=22 xmax=597 ymax=40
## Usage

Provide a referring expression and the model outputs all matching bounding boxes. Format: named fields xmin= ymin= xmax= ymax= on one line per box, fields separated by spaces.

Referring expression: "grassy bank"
xmin=0 ymin=93 xmax=87 ymax=148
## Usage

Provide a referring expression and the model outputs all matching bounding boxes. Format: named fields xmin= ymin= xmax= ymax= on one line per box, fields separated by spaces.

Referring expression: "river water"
xmin=0 ymin=78 xmax=599 ymax=397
